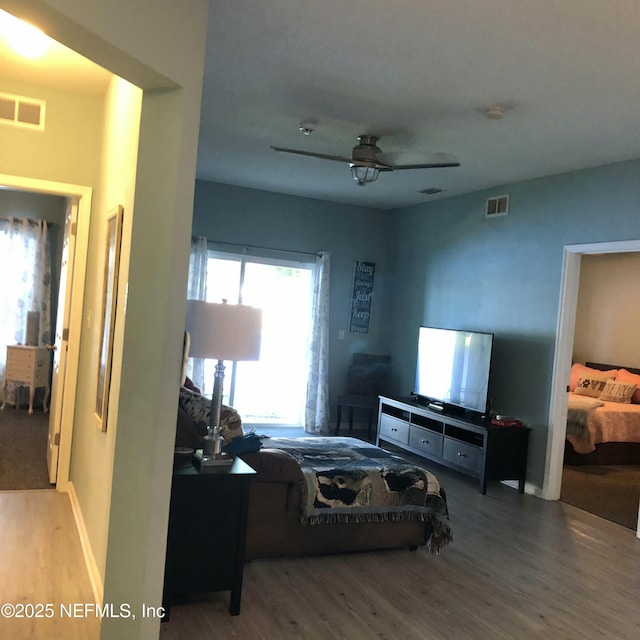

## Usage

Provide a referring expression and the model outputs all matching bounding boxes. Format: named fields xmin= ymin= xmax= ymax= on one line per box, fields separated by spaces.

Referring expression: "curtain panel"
xmin=186 ymin=235 xmax=208 ymax=390
xmin=305 ymin=251 xmax=330 ymax=433
xmin=0 ymin=217 xmax=52 ymax=406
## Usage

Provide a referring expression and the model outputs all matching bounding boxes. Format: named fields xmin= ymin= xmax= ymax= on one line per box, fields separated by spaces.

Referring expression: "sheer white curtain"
xmin=185 ymin=235 xmax=208 ymax=390
xmin=305 ymin=251 xmax=330 ymax=433
xmin=0 ymin=218 xmax=52 ymax=405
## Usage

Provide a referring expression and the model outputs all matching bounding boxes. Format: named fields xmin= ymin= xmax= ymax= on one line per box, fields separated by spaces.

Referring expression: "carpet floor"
xmin=0 ymin=406 xmax=53 ymax=491
xmin=561 ymin=464 xmax=640 ymax=530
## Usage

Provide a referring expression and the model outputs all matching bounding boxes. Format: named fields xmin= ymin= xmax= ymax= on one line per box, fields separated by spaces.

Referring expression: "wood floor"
xmin=1 ymin=460 xmax=638 ymax=640
xmin=0 ymin=491 xmax=99 ymax=640
xmin=160 ymin=464 xmax=640 ymax=640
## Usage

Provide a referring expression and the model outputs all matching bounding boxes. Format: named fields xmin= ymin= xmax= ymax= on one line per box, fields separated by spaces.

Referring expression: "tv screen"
xmin=414 ymin=326 xmax=493 ymax=415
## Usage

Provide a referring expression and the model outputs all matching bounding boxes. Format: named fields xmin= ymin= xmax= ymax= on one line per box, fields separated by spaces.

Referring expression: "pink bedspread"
xmin=566 ymin=392 xmax=640 ymax=453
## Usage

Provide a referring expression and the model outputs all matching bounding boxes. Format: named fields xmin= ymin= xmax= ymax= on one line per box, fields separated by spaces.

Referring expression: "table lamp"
xmin=185 ymin=299 xmax=262 ymax=459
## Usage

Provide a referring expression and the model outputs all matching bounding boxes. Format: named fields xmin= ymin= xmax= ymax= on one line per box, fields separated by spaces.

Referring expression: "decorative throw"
xmin=566 ymin=394 xmax=604 ymax=442
xmin=262 ymin=436 xmax=452 ymax=553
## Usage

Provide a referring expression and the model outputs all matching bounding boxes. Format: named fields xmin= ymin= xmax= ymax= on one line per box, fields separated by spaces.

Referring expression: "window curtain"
xmin=305 ymin=251 xmax=330 ymax=433
xmin=0 ymin=218 xmax=52 ymax=406
xmin=185 ymin=235 xmax=208 ymax=391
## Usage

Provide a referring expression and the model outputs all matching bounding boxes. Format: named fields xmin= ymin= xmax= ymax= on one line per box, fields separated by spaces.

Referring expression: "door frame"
xmin=543 ymin=238 xmax=640 ymax=537
xmin=0 ymin=173 xmax=92 ymax=491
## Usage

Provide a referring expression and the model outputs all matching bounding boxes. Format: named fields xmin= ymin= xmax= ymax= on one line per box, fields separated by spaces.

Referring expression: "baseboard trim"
xmin=501 ymin=479 xmax=540 ymax=497
xmin=65 ymin=481 xmax=103 ymax=605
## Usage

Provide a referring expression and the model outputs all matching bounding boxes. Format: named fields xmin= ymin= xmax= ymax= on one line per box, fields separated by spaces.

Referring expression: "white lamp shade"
xmin=185 ymin=300 xmax=262 ymax=361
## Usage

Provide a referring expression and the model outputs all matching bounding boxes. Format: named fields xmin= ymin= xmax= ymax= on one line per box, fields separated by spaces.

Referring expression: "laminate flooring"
xmin=1 ymin=454 xmax=638 ymax=640
xmin=0 ymin=491 xmax=99 ymax=640
xmin=160 ymin=462 xmax=640 ymax=640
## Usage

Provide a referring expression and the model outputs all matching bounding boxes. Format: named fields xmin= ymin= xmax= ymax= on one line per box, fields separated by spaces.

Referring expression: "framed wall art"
xmin=95 ymin=205 xmax=124 ymax=431
xmin=349 ymin=260 xmax=375 ymax=333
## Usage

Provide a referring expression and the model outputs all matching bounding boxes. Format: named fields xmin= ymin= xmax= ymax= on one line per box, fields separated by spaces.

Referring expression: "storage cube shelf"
xmin=377 ymin=396 xmax=530 ymax=494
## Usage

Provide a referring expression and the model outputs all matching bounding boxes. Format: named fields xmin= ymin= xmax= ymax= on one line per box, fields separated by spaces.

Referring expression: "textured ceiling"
xmin=4 ymin=3 xmax=640 ymax=211
xmin=197 ymin=0 xmax=640 ymax=209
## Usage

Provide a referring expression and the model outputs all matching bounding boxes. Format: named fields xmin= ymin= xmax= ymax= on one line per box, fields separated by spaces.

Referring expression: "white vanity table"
xmin=1 ymin=345 xmax=51 ymax=414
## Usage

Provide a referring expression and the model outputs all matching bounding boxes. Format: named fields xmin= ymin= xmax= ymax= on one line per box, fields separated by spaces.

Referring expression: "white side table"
xmin=1 ymin=345 xmax=51 ymax=415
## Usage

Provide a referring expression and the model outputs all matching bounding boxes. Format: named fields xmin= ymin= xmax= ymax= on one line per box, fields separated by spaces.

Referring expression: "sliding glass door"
xmin=204 ymin=250 xmax=315 ymax=427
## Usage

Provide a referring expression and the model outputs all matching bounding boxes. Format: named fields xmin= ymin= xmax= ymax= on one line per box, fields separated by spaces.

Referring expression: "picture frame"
xmin=349 ymin=260 xmax=375 ymax=333
xmin=95 ymin=205 xmax=124 ymax=431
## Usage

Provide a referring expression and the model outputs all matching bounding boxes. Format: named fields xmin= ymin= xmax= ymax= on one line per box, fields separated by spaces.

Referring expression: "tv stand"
xmin=377 ymin=396 xmax=530 ymax=494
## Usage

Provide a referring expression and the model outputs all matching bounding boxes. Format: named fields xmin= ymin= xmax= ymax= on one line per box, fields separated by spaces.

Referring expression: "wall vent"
xmin=485 ymin=194 xmax=509 ymax=218
xmin=0 ymin=92 xmax=46 ymax=131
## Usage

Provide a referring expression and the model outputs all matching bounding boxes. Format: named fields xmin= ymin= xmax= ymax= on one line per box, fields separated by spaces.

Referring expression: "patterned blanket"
xmin=566 ymin=394 xmax=604 ymax=452
xmin=261 ymin=436 xmax=452 ymax=553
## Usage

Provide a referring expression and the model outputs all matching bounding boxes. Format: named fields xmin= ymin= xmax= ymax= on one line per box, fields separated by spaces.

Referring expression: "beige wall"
xmin=1 ymin=2 xmax=208 ymax=639
xmin=573 ymin=252 xmax=640 ymax=367
xmin=0 ymin=77 xmax=104 ymax=185
xmin=69 ymin=74 xmax=142 ymax=592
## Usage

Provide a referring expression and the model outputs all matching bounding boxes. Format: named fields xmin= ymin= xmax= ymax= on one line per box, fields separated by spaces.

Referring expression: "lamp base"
xmin=194 ymin=449 xmax=233 ymax=467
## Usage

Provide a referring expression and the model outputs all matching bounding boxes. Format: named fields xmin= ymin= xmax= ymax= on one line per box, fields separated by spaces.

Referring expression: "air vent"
xmin=485 ymin=194 xmax=509 ymax=218
xmin=0 ymin=92 xmax=46 ymax=130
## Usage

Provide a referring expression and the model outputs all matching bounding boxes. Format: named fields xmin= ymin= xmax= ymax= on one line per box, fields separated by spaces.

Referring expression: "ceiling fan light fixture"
xmin=350 ymin=164 xmax=379 ymax=186
xmin=298 ymin=120 xmax=316 ymax=135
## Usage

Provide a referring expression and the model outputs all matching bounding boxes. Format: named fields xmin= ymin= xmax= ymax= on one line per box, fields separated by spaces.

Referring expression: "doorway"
xmin=544 ymin=239 xmax=640 ymax=537
xmin=0 ymin=173 xmax=92 ymax=492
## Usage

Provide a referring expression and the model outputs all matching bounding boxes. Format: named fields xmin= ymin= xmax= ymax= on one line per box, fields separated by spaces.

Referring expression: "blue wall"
xmin=194 ymin=159 xmax=640 ymax=489
xmin=388 ymin=159 xmax=640 ymax=486
xmin=193 ymin=180 xmax=392 ymax=413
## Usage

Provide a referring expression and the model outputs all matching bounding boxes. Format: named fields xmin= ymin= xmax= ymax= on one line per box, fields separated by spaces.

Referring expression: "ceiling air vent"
xmin=0 ymin=92 xmax=46 ymax=131
xmin=485 ymin=194 xmax=509 ymax=218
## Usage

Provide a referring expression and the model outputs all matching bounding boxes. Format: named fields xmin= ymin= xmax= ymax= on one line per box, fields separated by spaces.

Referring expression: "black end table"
xmin=163 ymin=456 xmax=256 ymax=617
xmin=335 ymin=394 xmax=378 ymax=439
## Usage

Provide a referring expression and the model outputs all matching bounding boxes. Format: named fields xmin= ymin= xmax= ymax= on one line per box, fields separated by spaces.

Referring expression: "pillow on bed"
xmin=569 ymin=363 xmax=617 ymax=392
xmin=615 ymin=369 xmax=640 ymax=403
xmin=598 ymin=380 xmax=637 ymax=404
xmin=573 ymin=373 xmax=613 ymax=398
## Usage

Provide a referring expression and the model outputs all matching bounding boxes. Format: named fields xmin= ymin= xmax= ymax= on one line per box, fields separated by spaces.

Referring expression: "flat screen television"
xmin=414 ymin=326 xmax=494 ymax=417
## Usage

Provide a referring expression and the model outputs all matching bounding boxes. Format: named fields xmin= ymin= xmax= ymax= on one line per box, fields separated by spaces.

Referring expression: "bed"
xmin=564 ymin=361 xmax=640 ymax=465
xmin=239 ymin=437 xmax=452 ymax=559
xmin=174 ymin=383 xmax=452 ymax=558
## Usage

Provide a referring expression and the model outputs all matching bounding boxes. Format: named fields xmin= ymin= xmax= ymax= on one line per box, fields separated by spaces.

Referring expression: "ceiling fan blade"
xmin=387 ymin=161 xmax=461 ymax=171
xmin=270 ymin=146 xmax=352 ymax=164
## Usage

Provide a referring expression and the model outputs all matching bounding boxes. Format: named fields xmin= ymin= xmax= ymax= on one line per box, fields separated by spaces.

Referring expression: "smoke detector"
xmin=483 ymin=105 xmax=505 ymax=120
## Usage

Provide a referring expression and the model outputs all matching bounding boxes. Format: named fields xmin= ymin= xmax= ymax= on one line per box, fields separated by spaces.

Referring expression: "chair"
xmin=335 ymin=353 xmax=391 ymax=440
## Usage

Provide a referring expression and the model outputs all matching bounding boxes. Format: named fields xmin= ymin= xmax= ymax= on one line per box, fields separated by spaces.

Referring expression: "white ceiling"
xmin=4 ymin=3 xmax=640 ymax=210
xmin=197 ymin=0 xmax=640 ymax=209
xmin=0 ymin=10 xmax=111 ymax=96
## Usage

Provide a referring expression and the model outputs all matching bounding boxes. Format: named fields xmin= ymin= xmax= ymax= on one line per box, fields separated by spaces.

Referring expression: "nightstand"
xmin=163 ymin=456 xmax=256 ymax=617
xmin=1 ymin=345 xmax=51 ymax=414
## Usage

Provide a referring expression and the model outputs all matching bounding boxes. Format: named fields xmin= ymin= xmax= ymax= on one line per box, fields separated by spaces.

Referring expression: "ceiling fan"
xmin=271 ymin=134 xmax=460 ymax=186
